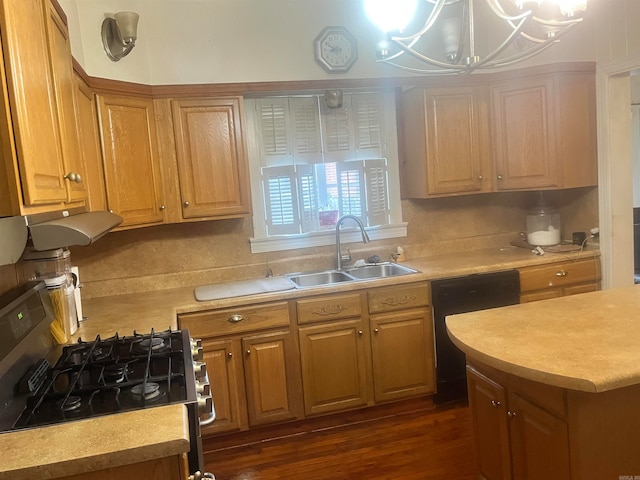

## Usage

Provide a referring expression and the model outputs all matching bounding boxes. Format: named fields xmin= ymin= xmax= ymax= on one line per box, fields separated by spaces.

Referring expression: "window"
xmin=245 ymin=90 xmax=406 ymax=253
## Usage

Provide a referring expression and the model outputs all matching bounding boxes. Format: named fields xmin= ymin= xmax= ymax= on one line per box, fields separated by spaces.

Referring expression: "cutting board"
xmin=194 ymin=276 xmax=296 ymax=301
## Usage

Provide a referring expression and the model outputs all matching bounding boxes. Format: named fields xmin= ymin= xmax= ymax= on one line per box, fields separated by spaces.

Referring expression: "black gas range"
xmin=0 ymin=281 xmax=215 ymax=479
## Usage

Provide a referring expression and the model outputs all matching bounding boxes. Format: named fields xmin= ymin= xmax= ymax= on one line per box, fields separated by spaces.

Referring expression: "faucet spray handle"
xmin=340 ymin=247 xmax=352 ymax=264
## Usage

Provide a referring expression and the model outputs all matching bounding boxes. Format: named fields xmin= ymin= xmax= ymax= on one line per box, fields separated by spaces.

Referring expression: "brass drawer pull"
xmin=228 ymin=314 xmax=244 ymax=323
xmin=312 ymin=304 xmax=349 ymax=317
xmin=381 ymin=295 xmax=416 ymax=307
xmin=491 ymin=400 xmax=501 ymax=407
xmin=555 ymin=270 xmax=568 ymax=277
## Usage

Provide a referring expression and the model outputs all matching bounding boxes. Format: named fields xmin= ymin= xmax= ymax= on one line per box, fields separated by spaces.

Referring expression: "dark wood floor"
xmin=203 ymin=400 xmax=475 ymax=480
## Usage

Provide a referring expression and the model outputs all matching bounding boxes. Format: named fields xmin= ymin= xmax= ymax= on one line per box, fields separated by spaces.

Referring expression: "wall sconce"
xmin=101 ymin=11 xmax=139 ymax=62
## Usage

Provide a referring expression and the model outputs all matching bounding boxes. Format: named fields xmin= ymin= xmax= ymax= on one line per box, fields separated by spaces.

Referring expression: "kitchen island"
xmin=446 ymin=285 xmax=640 ymax=480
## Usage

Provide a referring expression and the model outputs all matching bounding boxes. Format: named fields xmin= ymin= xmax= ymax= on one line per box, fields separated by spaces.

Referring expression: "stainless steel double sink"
xmin=285 ymin=262 xmax=419 ymax=288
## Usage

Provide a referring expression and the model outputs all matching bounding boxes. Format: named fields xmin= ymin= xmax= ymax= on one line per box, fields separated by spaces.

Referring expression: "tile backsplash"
xmin=68 ymin=187 xmax=598 ymax=298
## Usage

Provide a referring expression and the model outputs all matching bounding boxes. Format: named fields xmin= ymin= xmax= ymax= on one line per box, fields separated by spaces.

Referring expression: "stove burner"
xmin=104 ymin=364 xmax=128 ymax=384
xmin=137 ymin=337 xmax=166 ymax=352
xmin=59 ymin=396 xmax=82 ymax=412
xmin=130 ymin=382 xmax=161 ymax=401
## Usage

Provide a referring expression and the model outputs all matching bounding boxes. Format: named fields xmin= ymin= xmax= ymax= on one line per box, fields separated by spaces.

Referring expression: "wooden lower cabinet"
xmin=57 ymin=455 xmax=185 ymax=480
xmin=370 ymin=308 xmax=435 ymax=402
xmin=467 ymin=363 xmax=571 ymax=480
xmin=298 ymin=318 xmax=371 ymax=416
xmin=179 ymin=302 xmax=302 ymax=436
xmin=296 ymin=283 xmax=434 ymax=416
xmin=518 ymin=258 xmax=601 ymax=303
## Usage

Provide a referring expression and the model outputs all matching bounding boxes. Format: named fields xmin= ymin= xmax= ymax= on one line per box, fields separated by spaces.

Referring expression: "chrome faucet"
xmin=335 ymin=214 xmax=370 ymax=270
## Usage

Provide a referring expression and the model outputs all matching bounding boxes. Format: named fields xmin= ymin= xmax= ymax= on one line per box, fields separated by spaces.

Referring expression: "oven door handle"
xmin=199 ymin=405 xmax=216 ymax=426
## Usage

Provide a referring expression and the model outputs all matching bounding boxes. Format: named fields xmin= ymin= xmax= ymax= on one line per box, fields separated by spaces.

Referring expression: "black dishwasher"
xmin=432 ymin=270 xmax=520 ymax=404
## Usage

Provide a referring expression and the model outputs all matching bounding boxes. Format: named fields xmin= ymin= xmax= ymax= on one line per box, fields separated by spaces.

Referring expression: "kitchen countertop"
xmin=446 ymin=284 xmax=640 ymax=393
xmin=2 ymin=245 xmax=598 ymax=479
xmin=0 ymin=404 xmax=190 ymax=479
xmin=74 ymin=246 xmax=599 ymax=340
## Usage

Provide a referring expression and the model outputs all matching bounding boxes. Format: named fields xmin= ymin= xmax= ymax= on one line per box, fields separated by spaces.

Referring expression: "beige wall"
xmin=62 ymin=0 xmax=597 ymax=85
xmin=71 ymin=188 xmax=598 ymax=298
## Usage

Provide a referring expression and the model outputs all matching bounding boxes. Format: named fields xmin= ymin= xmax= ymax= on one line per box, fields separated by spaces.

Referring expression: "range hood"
xmin=25 ymin=208 xmax=123 ymax=251
xmin=0 ymin=216 xmax=28 ymax=266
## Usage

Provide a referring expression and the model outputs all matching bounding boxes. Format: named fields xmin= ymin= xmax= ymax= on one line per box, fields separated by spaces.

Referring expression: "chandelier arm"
xmin=390 ymin=0 xmax=447 ymax=43
xmin=485 ymin=0 xmax=533 ymax=22
xmin=466 ymin=16 xmax=530 ymax=68
xmin=388 ymin=38 xmax=471 ymax=69
xmin=531 ymin=16 xmax=583 ymax=28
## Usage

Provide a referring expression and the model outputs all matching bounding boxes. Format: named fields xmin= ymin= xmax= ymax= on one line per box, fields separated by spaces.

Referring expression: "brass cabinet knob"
xmin=159 ymin=205 xmax=166 ymax=210
xmin=184 ymin=201 xmax=190 ymax=207
xmin=491 ymin=400 xmax=501 ymax=407
xmin=109 ymin=209 xmax=114 ymax=214
xmin=497 ymin=175 xmax=503 ymax=180
xmin=227 ymin=352 xmax=233 ymax=358
xmin=373 ymin=328 xmax=379 ymax=334
xmin=228 ymin=314 xmax=244 ymax=323
xmin=555 ymin=270 xmax=568 ymax=277
xmin=246 ymin=349 xmax=251 ymax=355
xmin=477 ymin=175 xmax=483 ymax=181
xmin=507 ymin=411 xmax=517 ymax=418
xmin=64 ymin=172 xmax=82 ymax=183
xmin=358 ymin=330 xmax=363 ymax=336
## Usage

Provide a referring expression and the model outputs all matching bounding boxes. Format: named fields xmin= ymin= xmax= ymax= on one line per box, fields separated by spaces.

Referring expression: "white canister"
xmin=526 ymin=207 xmax=561 ymax=246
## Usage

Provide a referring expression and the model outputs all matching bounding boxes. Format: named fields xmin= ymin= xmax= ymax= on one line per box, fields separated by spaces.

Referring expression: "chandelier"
xmin=364 ymin=0 xmax=588 ymax=75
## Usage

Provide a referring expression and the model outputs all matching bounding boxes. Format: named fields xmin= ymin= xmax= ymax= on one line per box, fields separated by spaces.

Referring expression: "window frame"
xmin=245 ymin=89 xmax=407 ymax=254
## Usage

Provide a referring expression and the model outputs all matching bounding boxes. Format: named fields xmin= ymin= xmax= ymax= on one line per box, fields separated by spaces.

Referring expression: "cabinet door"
xmin=466 ymin=366 xmax=512 ymax=480
xmin=0 ymin=0 xmax=67 ymax=205
xmin=370 ymin=308 xmax=435 ymax=402
xmin=491 ymin=77 xmax=559 ymax=190
xmin=172 ymin=97 xmax=250 ymax=219
xmin=424 ymin=87 xmax=487 ymax=195
xmin=44 ymin=1 xmax=87 ymax=203
xmin=97 ymin=95 xmax=166 ymax=227
xmin=242 ymin=330 xmax=300 ymax=427
xmin=298 ymin=319 xmax=370 ymax=416
xmin=201 ymin=338 xmax=247 ymax=435
xmin=74 ymin=73 xmax=107 ymax=212
xmin=508 ymin=391 xmax=570 ymax=480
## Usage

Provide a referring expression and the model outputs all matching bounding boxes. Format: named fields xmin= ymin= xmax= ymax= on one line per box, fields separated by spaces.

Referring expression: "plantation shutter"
xmin=364 ymin=159 xmax=390 ymax=227
xmin=289 ymin=97 xmax=322 ymax=164
xmin=297 ymin=164 xmax=318 ymax=233
xmin=336 ymin=162 xmax=364 ymax=219
xmin=321 ymin=98 xmax=355 ymax=162
xmin=263 ymin=165 xmax=300 ymax=235
xmin=256 ymin=98 xmax=293 ymax=166
xmin=352 ymin=93 xmax=384 ymax=159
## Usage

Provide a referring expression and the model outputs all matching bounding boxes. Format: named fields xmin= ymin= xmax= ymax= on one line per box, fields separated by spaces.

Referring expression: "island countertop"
xmin=446 ymin=284 xmax=640 ymax=393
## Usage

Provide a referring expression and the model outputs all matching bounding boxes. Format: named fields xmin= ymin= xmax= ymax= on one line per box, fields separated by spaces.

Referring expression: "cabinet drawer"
xmin=179 ymin=302 xmax=289 ymax=338
xmin=296 ymin=293 xmax=362 ymax=325
xmin=368 ymin=282 xmax=430 ymax=314
xmin=518 ymin=259 xmax=599 ymax=293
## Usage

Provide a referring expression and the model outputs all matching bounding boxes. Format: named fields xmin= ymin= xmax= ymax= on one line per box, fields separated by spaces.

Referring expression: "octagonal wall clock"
xmin=314 ymin=26 xmax=358 ymax=74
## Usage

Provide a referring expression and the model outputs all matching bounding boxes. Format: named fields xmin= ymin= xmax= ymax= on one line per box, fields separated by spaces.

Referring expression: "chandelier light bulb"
xmin=364 ymin=0 xmax=418 ymax=33
xmin=557 ymin=0 xmax=588 ymax=17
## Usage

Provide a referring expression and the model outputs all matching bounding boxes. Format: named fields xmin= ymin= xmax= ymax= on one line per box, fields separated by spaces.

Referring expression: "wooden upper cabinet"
xmin=96 ymin=94 xmax=166 ymax=227
xmin=491 ymin=76 xmax=559 ymax=190
xmin=556 ymin=72 xmax=597 ymax=188
xmin=400 ymin=86 xmax=489 ymax=197
xmin=0 ymin=0 xmax=67 ymax=207
xmin=44 ymin=1 xmax=87 ymax=204
xmin=399 ymin=66 xmax=596 ymax=199
xmin=73 ymin=71 xmax=107 ymax=212
xmin=172 ymin=97 xmax=251 ymax=220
